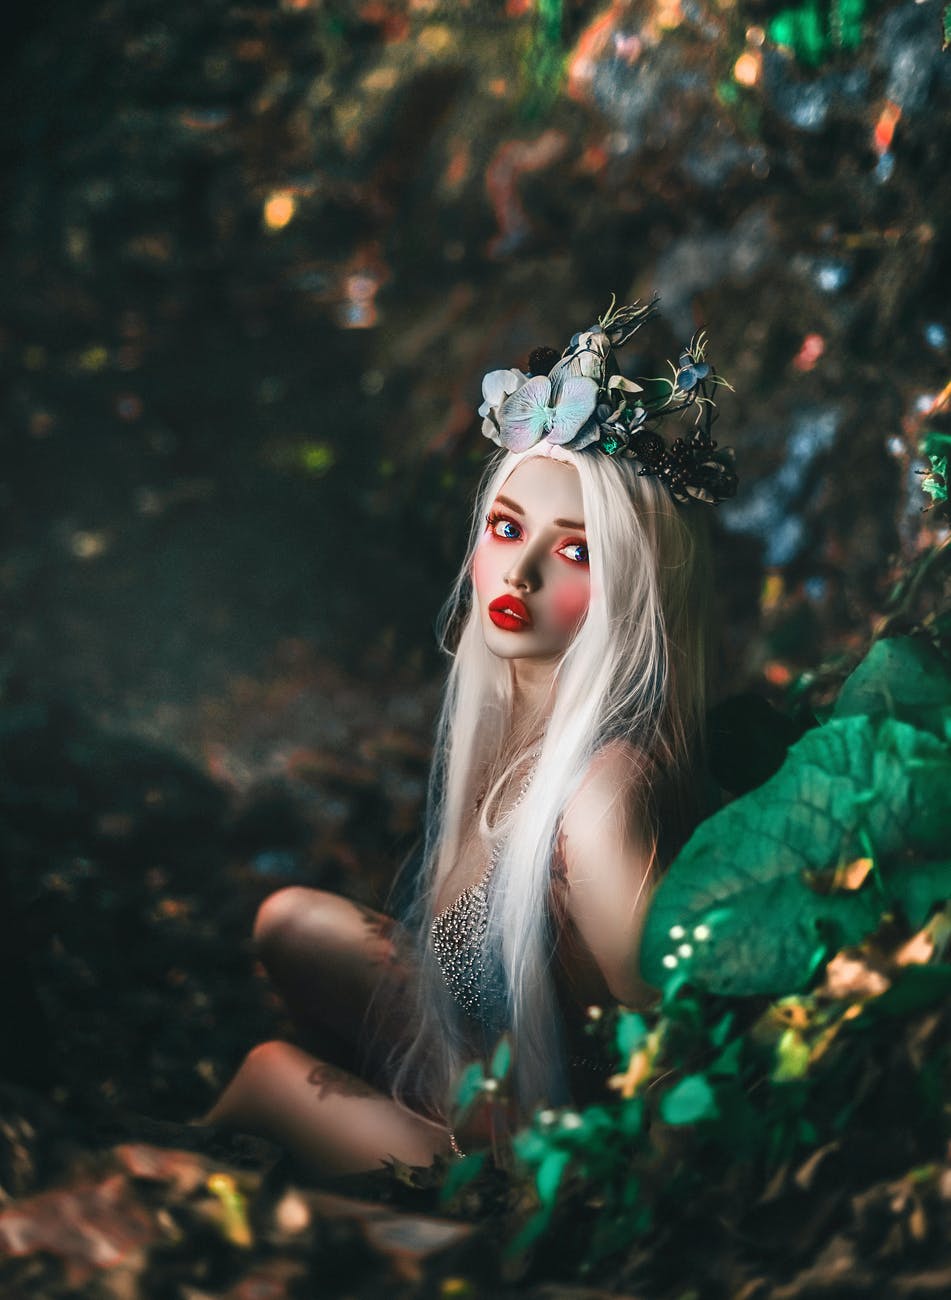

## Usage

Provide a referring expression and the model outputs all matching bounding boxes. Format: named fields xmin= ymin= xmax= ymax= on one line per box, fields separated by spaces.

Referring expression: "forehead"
xmin=497 ymin=456 xmax=584 ymax=522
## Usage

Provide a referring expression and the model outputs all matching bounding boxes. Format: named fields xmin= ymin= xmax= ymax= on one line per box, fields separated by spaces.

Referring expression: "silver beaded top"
xmin=430 ymin=754 xmax=538 ymax=1034
xmin=429 ymin=843 xmax=507 ymax=1033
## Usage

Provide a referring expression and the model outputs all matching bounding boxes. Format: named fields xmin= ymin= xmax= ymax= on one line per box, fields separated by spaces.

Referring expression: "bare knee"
xmin=243 ymin=1038 xmax=297 ymax=1079
xmin=252 ymin=886 xmax=336 ymax=957
xmin=202 ymin=1039 xmax=298 ymax=1131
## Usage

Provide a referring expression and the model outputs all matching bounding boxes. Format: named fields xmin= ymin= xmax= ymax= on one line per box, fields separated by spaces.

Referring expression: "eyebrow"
xmin=494 ymin=494 xmax=586 ymax=531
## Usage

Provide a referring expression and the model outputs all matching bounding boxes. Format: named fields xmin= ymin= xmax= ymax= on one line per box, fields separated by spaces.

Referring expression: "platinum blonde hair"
xmin=374 ymin=443 xmax=713 ymax=1124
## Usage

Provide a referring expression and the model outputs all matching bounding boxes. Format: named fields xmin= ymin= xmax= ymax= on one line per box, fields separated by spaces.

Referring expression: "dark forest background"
xmin=1 ymin=0 xmax=949 ymax=1293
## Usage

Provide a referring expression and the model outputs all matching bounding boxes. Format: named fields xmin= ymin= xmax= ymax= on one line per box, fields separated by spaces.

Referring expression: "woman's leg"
xmin=196 ymin=887 xmax=440 ymax=1175
xmin=248 ymin=886 xmax=416 ymax=1080
xmin=201 ymin=1040 xmax=451 ymax=1177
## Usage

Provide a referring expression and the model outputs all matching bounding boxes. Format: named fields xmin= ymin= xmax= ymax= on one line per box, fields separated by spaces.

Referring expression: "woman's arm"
xmin=557 ymin=742 xmax=658 ymax=1007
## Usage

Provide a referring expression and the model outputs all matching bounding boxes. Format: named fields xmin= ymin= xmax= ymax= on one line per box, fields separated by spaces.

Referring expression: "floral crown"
xmin=478 ymin=296 xmax=738 ymax=505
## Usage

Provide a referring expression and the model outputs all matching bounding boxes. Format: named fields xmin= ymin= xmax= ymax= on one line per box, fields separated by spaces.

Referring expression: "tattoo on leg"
xmin=306 ymin=1060 xmax=381 ymax=1100
xmin=352 ymin=902 xmax=415 ymax=976
xmin=352 ymin=901 xmax=397 ymax=942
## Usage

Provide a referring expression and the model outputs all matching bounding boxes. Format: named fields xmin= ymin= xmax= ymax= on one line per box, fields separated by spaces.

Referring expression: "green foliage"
xmin=641 ymin=715 xmax=951 ymax=994
xmin=441 ymin=1148 xmax=489 ymax=1203
xmin=447 ymin=1032 xmax=514 ymax=1136
xmin=832 ymin=635 xmax=951 ymax=737
xmin=615 ymin=1009 xmax=648 ymax=1057
xmin=519 ymin=0 xmax=566 ymax=120
xmin=768 ymin=0 xmax=868 ymax=68
xmin=453 ymin=1061 xmax=488 ymax=1120
xmin=639 ymin=635 xmax=951 ymax=995
xmin=920 ymin=430 xmax=951 ymax=507
xmin=659 ymin=1073 xmax=719 ymax=1124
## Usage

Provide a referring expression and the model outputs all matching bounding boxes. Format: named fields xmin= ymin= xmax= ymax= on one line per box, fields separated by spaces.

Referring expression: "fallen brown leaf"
xmin=0 ymin=1172 xmax=156 ymax=1288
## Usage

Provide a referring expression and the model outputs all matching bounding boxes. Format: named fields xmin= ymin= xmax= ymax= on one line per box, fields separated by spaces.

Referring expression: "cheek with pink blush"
xmin=551 ymin=581 xmax=590 ymax=633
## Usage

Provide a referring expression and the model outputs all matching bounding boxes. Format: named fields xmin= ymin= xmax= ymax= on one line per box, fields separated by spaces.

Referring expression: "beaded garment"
xmin=429 ymin=755 xmax=538 ymax=1036
xmin=430 ymin=845 xmax=508 ymax=1037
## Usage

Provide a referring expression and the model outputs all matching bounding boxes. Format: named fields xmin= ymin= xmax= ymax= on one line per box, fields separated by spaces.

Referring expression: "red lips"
xmin=488 ymin=595 xmax=533 ymax=631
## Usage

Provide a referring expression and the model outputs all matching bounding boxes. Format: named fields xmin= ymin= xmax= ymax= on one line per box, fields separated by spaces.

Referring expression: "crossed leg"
xmin=198 ymin=887 xmax=451 ymax=1177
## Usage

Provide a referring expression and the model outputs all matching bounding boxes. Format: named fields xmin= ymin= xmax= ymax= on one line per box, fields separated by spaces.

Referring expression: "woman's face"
xmin=472 ymin=456 xmax=590 ymax=664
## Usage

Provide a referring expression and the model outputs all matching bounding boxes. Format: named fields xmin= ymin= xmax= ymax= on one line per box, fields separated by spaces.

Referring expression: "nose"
xmin=504 ymin=553 xmax=539 ymax=593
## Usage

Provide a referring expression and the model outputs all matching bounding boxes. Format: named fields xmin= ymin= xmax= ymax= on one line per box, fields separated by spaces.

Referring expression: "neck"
xmin=510 ymin=655 xmax=558 ymax=734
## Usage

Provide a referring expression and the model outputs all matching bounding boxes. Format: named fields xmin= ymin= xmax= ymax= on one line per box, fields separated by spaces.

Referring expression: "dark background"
xmin=1 ymin=0 xmax=949 ymax=1121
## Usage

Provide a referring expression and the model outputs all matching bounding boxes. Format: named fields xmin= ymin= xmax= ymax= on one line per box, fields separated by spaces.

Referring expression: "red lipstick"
xmin=488 ymin=595 xmax=533 ymax=631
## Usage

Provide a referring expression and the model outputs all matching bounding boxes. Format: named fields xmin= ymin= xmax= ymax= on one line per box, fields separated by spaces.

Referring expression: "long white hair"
xmin=375 ymin=442 xmax=713 ymax=1123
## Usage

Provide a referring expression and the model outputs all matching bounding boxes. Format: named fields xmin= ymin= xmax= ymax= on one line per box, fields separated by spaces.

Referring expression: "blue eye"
xmin=487 ymin=512 xmax=521 ymax=540
xmin=561 ymin=542 xmax=588 ymax=564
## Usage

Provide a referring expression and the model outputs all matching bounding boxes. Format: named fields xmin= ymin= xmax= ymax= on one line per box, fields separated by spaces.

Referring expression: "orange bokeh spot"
xmin=264 ymin=191 xmax=296 ymax=231
xmin=874 ymin=100 xmax=901 ymax=155
xmin=764 ymin=661 xmax=793 ymax=687
xmin=733 ymin=51 xmax=761 ymax=86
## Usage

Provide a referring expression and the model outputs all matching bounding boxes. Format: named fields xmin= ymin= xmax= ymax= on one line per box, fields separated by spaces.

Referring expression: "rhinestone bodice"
xmin=430 ymin=753 xmax=539 ymax=1036
xmin=430 ymin=847 xmax=508 ymax=1036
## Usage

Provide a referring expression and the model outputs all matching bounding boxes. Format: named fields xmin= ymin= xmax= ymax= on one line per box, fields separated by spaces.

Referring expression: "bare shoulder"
xmin=555 ymin=739 xmax=657 ymax=1005
xmin=563 ymin=739 xmax=650 ymax=838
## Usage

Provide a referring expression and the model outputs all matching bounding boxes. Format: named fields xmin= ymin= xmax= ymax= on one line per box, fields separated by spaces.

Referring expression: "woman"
xmin=199 ymin=298 xmax=736 ymax=1176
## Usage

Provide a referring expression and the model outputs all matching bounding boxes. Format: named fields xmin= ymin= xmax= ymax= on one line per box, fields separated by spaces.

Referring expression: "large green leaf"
xmin=833 ymin=636 xmax=951 ymax=739
xmin=640 ymin=715 xmax=951 ymax=995
xmin=881 ymin=860 xmax=951 ymax=930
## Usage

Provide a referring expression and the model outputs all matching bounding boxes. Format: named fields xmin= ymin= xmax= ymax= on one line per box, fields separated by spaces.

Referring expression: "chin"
xmin=482 ymin=627 xmax=564 ymax=661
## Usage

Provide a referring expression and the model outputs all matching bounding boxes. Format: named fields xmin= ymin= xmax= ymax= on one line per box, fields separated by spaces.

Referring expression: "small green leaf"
xmin=536 ymin=1148 xmax=571 ymax=1208
xmin=506 ymin=1206 xmax=554 ymax=1256
xmin=490 ymin=1034 xmax=512 ymax=1081
xmin=512 ymin=1128 xmax=549 ymax=1164
xmin=798 ymin=1118 xmax=818 ymax=1145
xmin=922 ymin=454 xmax=948 ymax=506
xmin=615 ymin=1010 xmax=648 ymax=1059
xmin=618 ymin=1097 xmax=645 ymax=1138
xmin=440 ymin=1149 xmax=488 ymax=1203
xmin=710 ymin=1037 xmax=744 ymax=1077
xmin=660 ymin=968 xmax=692 ymax=1006
xmin=710 ymin=1011 xmax=735 ymax=1048
xmin=660 ymin=1074 xmax=719 ymax=1125
xmin=773 ymin=1029 xmax=810 ymax=1081
xmin=452 ymin=1062 xmax=486 ymax=1116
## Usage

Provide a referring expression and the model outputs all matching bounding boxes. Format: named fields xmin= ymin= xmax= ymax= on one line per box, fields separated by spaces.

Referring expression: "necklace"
xmin=472 ymin=745 xmax=542 ymax=817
